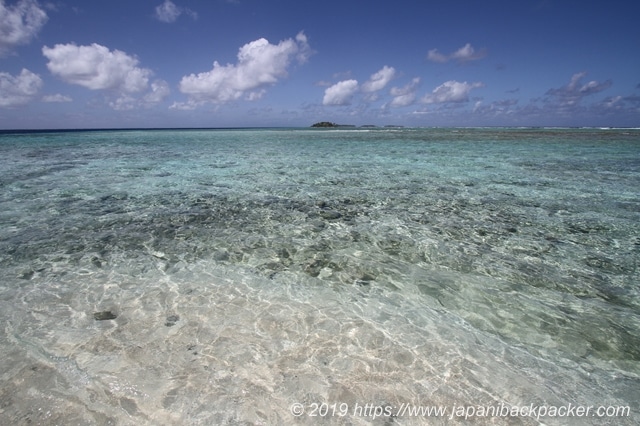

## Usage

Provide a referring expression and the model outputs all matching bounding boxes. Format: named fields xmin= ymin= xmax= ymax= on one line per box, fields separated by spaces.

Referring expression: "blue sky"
xmin=0 ymin=0 xmax=638 ymax=128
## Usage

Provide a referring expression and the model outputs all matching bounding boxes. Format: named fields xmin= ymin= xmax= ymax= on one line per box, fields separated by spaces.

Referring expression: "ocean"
xmin=0 ymin=127 xmax=638 ymax=425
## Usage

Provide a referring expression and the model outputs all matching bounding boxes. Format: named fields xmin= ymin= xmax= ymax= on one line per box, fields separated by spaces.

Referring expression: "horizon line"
xmin=2 ymin=126 xmax=640 ymax=134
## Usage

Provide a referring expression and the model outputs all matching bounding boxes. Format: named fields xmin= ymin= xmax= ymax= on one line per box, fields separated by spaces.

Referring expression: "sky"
xmin=0 ymin=0 xmax=639 ymax=129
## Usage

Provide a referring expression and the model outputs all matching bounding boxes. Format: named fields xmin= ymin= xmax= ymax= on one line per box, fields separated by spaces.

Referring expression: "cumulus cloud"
xmin=108 ymin=94 xmax=137 ymax=111
xmin=426 ymin=49 xmax=448 ymax=63
xmin=143 ymin=79 xmax=171 ymax=104
xmin=154 ymin=0 xmax=196 ymax=23
xmin=390 ymin=77 xmax=420 ymax=107
xmin=525 ymin=72 xmax=615 ymax=120
xmin=451 ymin=43 xmax=486 ymax=62
xmin=546 ymin=72 xmax=612 ymax=106
xmin=0 ymin=68 xmax=42 ymax=107
xmin=472 ymin=98 xmax=518 ymax=115
xmin=43 ymin=43 xmax=152 ymax=93
xmin=0 ymin=0 xmax=47 ymax=56
xmin=322 ymin=79 xmax=359 ymax=106
xmin=600 ymin=95 xmax=623 ymax=110
xmin=470 ymin=73 xmax=624 ymax=125
xmin=108 ymin=79 xmax=170 ymax=110
xmin=422 ymin=80 xmax=484 ymax=104
xmin=169 ymin=100 xmax=196 ymax=110
xmin=42 ymin=43 xmax=170 ymax=110
xmin=178 ymin=32 xmax=311 ymax=104
xmin=361 ymin=66 xmax=395 ymax=92
xmin=42 ymin=93 xmax=72 ymax=102
xmin=427 ymin=43 xmax=486 ymax=63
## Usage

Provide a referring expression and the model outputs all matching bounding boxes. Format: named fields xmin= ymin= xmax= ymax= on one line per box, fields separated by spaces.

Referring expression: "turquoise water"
xmin=0 ymin=128 xmax=638 ymax=425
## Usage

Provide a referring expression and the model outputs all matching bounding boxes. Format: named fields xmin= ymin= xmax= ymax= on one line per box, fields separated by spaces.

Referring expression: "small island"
xmin=311 ymin=122 xmax=403 ymax=128
xmin=311 ymin=121 xmax=357 ymax=128
xmin=311 ymin=121 xmax=339 ymax=128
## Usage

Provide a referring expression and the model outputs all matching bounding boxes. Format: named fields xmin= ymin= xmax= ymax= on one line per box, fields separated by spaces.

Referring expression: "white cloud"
xmin=451 ymin=43 xmax=485 ymax=62
xmin=361 ymin=65 xmax=395 ymax=92
xmin=322 ymin=79 xmax=359 ymax=106
xmin=601 ymin=95 xmax=622 ymax=110
xmin=427 ymin=43 xmax=486 ymax=63
xmin=245 ymin=89 xmax=266 ymax=101
xmin=422 ymin=80 xmax=484 ymax=104
xmin=472 ymin=98 xmax=518 ymax=115
xmin=169 ymin=100 xmax=198 ymax=110
xmin=143 ymin=79 xmax=171 ymax=104
xmin=154 ymin=0 xmax=196 ymax=23
xmin=109 ymin=82 xmax=171 ymax=109
xmin=42 ymin=93 xmax=72 ymax=102
xmin=110 ymin=86 xmax=170 ymax=110
xmin=546 ymin=72 xmax=612 ymax=107
xmin=0 ymin=68 xmax=42 ymax=107
xmin=427 ymin=49 xmax=448 ymax=63
xmin=0 ymin=0 xmax=47 ymax=56
xmin=390 ymin=77 xmax=420 ymax=107
xmin=109 ymin=94 xmax=137 ymax=111
xmin=42 ymin=43 xmax=171 ymax=110
xmin=155 ymin=0 xmax=180 ymax=22
xmin=178 ymin=32 xmax=311 ymax=104
xmin=43 ymin=43 xmax=152 ymax=93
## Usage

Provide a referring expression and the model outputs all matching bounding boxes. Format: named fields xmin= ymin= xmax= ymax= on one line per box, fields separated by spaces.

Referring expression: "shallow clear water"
xmin=0 ymin=128 xmax=638 ymax=425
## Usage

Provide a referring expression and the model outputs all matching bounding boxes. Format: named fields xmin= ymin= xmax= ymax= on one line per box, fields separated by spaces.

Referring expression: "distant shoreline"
xmin=1 ymin=126 xmax=639 ymax=135
xmin=311 ymin=121 xmax=405 ymax=128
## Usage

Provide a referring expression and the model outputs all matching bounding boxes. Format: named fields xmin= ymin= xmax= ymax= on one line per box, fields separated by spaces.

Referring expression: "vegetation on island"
xmin=311 ymin=122 xmax=405 ymax=128
xmin=311 ymin=122 xmax=339 ymax=127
